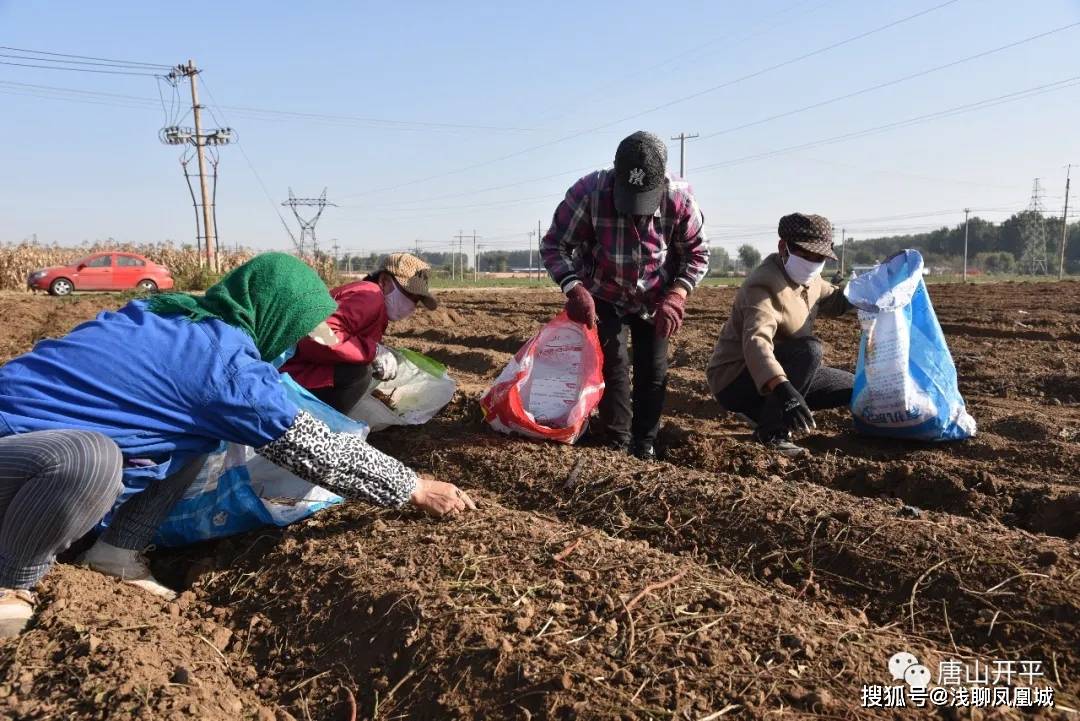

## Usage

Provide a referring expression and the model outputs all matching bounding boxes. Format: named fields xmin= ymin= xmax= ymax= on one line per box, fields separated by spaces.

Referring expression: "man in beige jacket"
xmin=706 ymin=213 xmax=853 ymax=456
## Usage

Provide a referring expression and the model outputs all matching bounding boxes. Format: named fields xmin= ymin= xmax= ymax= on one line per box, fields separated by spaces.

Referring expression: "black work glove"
xmin=773 ymin=381 xmax=815 ymax=434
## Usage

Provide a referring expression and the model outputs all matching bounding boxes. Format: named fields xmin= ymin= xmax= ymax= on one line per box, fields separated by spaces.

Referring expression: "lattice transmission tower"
xmin=282 ymin=188 xmax=336 ymax=256
xmin=1020 ymin=178 xmax=1048 ymax=275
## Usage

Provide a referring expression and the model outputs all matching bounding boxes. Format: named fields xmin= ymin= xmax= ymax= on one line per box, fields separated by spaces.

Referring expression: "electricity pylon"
xmin=282 ymin=188 xmax=336 ymax=256
xmin=1020 ymin=178 xmax=1048 ymax=275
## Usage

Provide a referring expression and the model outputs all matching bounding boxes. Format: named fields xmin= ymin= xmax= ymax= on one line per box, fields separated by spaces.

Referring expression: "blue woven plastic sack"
xmin=843 ymin=250 xmax=976 ymax=441
xmin=151 ymin=373 xmax=363 ymax=547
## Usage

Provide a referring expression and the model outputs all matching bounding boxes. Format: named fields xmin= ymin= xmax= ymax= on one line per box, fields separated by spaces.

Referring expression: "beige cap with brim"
xmin=379 ymin=252 xmax=438 ymax=310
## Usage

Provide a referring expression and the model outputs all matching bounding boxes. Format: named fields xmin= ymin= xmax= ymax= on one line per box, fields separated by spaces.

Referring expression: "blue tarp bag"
xmin=843 ymin=250 xmax=976 ymax=441
xmin=151 ymin=373 xmax=364 ymax=547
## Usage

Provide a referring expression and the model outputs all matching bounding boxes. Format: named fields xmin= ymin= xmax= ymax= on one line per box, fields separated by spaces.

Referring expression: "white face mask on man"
xmin=385 ymin=283 xmax=418 ymax=321
xmin=783 ymin=250 xmax=826 ymax=286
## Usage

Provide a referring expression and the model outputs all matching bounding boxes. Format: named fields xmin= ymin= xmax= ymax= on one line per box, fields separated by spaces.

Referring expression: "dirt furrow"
xmin=371 ymin=419 xmax=1080 ymax=682
xmin=192 ymin=500 xmax=967 ymax=720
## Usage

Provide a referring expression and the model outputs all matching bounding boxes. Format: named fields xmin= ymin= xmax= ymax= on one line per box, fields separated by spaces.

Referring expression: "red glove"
xmin=654 ymin=291 xmax=686 ymax=338
xmin=565 ymin=285 xmax=596 ymax=327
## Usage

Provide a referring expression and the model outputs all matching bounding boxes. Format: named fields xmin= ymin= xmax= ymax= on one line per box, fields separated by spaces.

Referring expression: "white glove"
xmin=372 ymin=344 xmax=400 ymax=381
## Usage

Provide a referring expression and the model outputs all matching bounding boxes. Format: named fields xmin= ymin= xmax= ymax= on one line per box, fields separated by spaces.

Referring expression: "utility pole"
xmin=537 ymin=219 xmax=543 ymax=280
xmin=527 ymin=231 xmax=535 ymax=280
xmin=162 ymin=60 xmax=234 ymax=270
xmin=840 ymin=228 xmax=846 ymax=277
xmin=962 ymin=208 xmax=970 ymax=282
xmin=472 ymin=230 xmax=479 ymax=282
xmin=670 ymin=132 xmax=699 ymax=178
xmin=186 ymin=61 xmax=215 ymax=270
xmin=453 ymin=230 xmax=468 ymax=282
xmin=1061 ymin=165 xmax=1072 ymax=280
xmin=830 ymin=224 xmax=838 ymax=275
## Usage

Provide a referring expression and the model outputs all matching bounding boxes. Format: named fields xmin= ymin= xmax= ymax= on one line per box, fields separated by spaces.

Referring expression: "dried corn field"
xmin=0 ymin=243 xmax=254 ymax=291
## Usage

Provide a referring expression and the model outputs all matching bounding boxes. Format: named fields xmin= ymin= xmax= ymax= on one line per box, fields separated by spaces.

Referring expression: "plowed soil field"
xmin=0 ymin=282 xmax=1077 ymax=720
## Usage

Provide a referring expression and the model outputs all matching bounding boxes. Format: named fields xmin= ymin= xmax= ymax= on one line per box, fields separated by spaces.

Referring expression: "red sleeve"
xmin=290 ymin=284 xmax=387 ymax=365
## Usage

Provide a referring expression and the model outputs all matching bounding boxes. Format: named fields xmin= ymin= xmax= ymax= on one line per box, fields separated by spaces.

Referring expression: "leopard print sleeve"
xmin=255 ymin=410 xmax=418 ymax=508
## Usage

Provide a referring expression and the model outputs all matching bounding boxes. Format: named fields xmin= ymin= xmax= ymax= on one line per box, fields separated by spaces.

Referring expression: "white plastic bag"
xmin=348 ymin=348 xmax=457 ymax=432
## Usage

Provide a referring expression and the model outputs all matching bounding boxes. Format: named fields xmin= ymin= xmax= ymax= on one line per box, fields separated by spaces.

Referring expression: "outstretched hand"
xmin=409 ymin=474 xmax=477 ymax=518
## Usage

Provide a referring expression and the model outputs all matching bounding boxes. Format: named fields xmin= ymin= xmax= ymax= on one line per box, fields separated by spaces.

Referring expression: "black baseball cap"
xmin=613 ymin=131 xmax=668 ymax=215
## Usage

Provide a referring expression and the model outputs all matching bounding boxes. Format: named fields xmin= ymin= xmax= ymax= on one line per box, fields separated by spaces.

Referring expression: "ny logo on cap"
xmin=628 ymin=168 xmax=646 ymax=186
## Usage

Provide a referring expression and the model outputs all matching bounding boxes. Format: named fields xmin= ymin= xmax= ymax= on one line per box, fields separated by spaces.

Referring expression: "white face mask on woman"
xmin=384 ymin=283 xmax=417 ymax=321
xmin=783 ymin=250 xmax=826 ymax=286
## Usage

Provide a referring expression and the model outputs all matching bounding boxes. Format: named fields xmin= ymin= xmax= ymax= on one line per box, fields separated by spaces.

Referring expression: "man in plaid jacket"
xmin=541 ymin=131 xmax=709 ymax=459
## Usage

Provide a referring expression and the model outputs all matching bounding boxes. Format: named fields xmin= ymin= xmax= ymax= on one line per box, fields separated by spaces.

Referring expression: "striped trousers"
xmin=0 ymin=430 xmax=123 ymax=589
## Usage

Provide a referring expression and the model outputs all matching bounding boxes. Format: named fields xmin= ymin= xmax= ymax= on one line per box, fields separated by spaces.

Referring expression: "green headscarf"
xmin=148 ymin=252 xmax=337 ymax=362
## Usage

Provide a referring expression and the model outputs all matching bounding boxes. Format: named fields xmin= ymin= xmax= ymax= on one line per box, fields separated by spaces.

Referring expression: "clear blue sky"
xmin=2 ymin=0 xmax=1078 ymax=261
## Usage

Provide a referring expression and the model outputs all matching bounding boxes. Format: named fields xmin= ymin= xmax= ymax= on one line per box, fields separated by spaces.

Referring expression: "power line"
xmin=611 ymin=0 xmax=963 ymax=126
xmin=354 ymin=73 xmax=1054 ymax=213
xmin=697 ymin=20 xmax=1080 ymax=141
xmin=343 ymin=19 xmax=1064 ymax=209
xmin=692 ymin=76 xmax=1080 ymax=173
xmin=198 ymin=76 xmax=299 ymax=248
xmin=0 ymin=79 xmax=537 ymax=133
xmin=201 ymin=103 xmax=537 ymax=133
xmin=0 ymin=59 xmax=161 ymax=76
xmin=0 ymin=86 xmax=158 ymax=110
xmin=349 ymin=165 xmax=596 ymax=207
xmin=0 ymin=79 xmax=159 ymax=103
xmin=703 ymin=207 xmax=1018 ymax=235
xmin=0 ymin=51 xmax=171 ymax=70
xmin=793 ymin=154 xmax=1018 ymax=191
xmin=836 ymin=206 xmax=1016 ymax=225
xmin=345 ymin=193 xmax=556 ymax=213
xmin=0 ymin=45 xmax=171 ymax=68
xmin=532 ymin=0 xmax=837 ymax=125
xmin=338 ymin=0 xmax=960 ymax=200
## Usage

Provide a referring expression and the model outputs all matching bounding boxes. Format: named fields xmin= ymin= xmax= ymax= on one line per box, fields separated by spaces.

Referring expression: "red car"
xmin=28 ymin=252 xmax=175 ymax=296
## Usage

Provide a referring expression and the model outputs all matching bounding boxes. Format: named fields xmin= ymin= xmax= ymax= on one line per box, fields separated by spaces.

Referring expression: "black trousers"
xmin=714 ymin=336 xmax=853 ymax=437
xmin=311 ymin=363 xmax=374 ymax=415
xmin=595 ymin=299 xmax=669 ymax=446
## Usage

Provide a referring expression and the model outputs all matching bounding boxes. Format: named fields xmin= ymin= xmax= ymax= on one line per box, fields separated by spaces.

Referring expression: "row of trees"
xmin=335 ymin=246 xmax=768 ymax=276
xmin=840 ymin=211 xmax=1080 ymax=274
xmin=335 ymin=250 xmax=540 ymax=275
xmin=331 ymin=211 xmax=1079 ymax=278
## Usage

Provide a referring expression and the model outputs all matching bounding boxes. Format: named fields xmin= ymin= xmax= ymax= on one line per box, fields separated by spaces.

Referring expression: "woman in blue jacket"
xmin=0 ymin=253 xmax=474 ymax=637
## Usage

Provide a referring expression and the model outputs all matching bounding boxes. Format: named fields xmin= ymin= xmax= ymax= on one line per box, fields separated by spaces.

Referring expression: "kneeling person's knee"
xmin=58 ymin=431 xmax=124 ymax=517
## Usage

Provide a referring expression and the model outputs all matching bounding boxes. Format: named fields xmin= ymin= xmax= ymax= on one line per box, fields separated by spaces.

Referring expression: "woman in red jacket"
xmin=282 ymin=253 xmax=437 ymax=413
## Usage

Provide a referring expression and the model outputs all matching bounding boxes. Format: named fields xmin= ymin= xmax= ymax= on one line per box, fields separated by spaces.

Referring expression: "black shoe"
xmin=753 ymin=429 xmax=809 ymax=458
xmin=629 ymin=440 xmax=657 ymax=461
xmin=578 ymin=432 xmax=628 ymax=453
xmin=577 ymin=422 xmax=625 ymax=450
